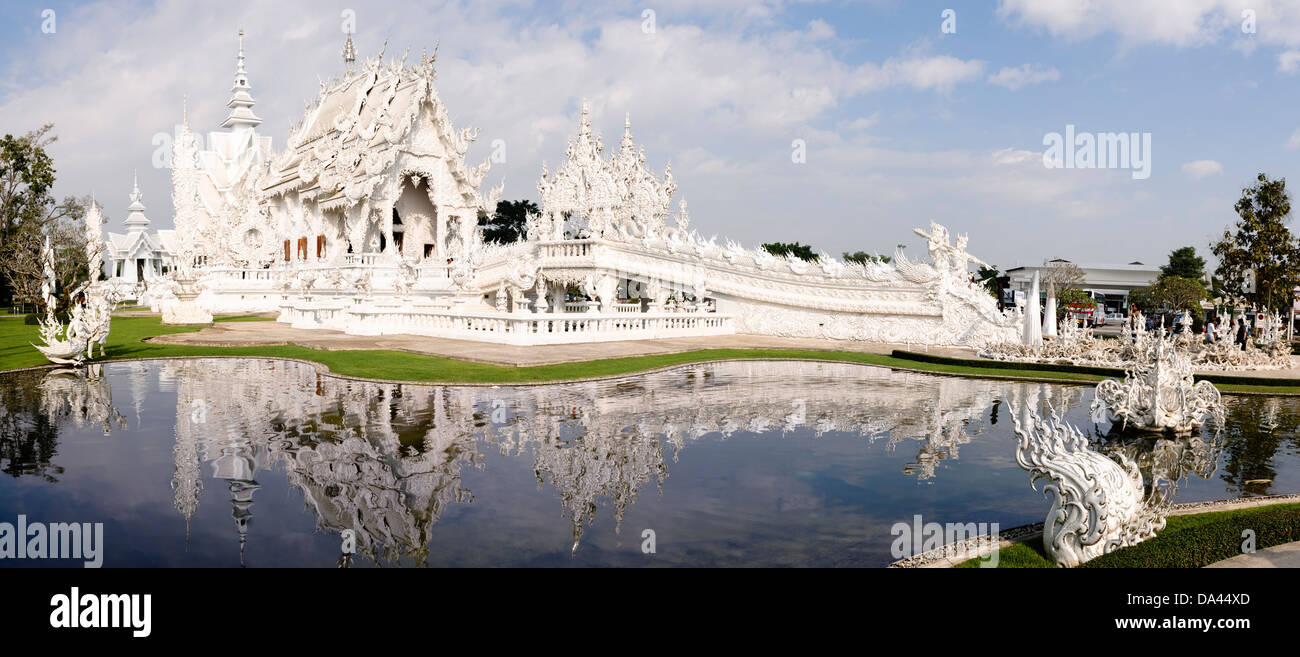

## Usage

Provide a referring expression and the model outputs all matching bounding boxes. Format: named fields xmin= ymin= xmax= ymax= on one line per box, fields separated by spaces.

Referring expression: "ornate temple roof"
xmin=262 ymin=44 xmax=492 ymax=213
xmin=537 ymin=101 xmax=678 ymax=240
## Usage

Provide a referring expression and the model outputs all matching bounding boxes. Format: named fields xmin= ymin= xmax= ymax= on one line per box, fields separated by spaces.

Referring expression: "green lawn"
xmin=4 ymin=314 xmax=1300 ymax=390
xmin=953 ymin=503 xmax=1300 ymax=568
xmin=0 ymin=314 xmax=1113 ymax=384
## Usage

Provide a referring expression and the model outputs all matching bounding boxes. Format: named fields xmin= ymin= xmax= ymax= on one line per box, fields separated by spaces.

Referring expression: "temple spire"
xmin=124 ymin=171 xmax=150 ymax=234
xmin=342 ymin=32 xmax=356 ymax=72
xmin=621 ymin=112 xmax=635 ymax=151
xmin=220 ymin=28 xmax=263 ymax=130
xmin=579 ymin=99 xmax=592 ymax=136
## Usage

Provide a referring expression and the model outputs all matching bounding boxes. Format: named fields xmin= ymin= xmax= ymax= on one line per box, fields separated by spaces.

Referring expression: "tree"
xmin=0 ymin=124 xmax=84 ymax=306
xmin=1211 ymin=173 xmax=1300 ymax=311
xmin=1160 ymin=246 xmax=1206 ymax=281
xmin=1057 ymin=287 xmax=1097 ymax=319
xmin=976 ymin=264 xmax=1000 ymax=298
xmin=1131 ymin=276 xmax=1209 ymax=313
xmin=842 ymin=251 xmax=889 ymax=265
xmin=1042 ymin=259 xmax=1085 ymax=294
xmin=2 ymin=209 xmax=89 ymax=312
xmin=478 ymin=199 xmax=539 ymax=244
xmin=762 ymin=242 xmax=818 ymax=262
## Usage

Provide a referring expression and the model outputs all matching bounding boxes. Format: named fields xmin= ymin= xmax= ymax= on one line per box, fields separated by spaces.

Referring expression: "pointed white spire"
xmin=221 ymin=28 xmax=263 ymax=130
xmin=1022 ymin=270 xmax=1042 ymax=346
xmin=579 ymin=98 xmax=592 ymax=136
xmin=342 ymin=32 xmax=356 ymax=72
xmin=124 ymin=171 xmax=150 ymax=234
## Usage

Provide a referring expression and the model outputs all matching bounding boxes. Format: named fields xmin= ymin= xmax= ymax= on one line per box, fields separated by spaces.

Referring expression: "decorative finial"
xmin=236 ymin=29 xmax=246 ymax=75
xmin=342 ymin=32 xmax=356 ymax=71
xmin=182 ymin=95 xmax=188 ymax=127
xmin=578 ymin=98 xmax=592 ymax=135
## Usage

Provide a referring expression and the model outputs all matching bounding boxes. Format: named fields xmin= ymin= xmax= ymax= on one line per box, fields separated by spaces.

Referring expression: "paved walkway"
xmin=1205 ymin=541 xmax=1300 ymax=568
xmin=145 ymin=319 xmax=978 ymax=367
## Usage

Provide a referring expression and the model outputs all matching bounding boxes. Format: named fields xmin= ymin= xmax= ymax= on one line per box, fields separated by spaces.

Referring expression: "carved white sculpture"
xmin=982 ymin=310 xmax=1291 ymax=372
xmin=1013 ymin=405 xmax=1167 ymax=567
xmin=34 ymin=201 xmax=124 ymax=366
xmin=1091 ymin=322 xmax=1224 ymax=433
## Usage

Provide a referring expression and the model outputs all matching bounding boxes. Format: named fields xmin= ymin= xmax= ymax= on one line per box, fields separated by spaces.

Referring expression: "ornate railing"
xmin=279 ymin=303 xmax=734 ymax=345
xmin=539 ymin=239 xmax=596 ymax=259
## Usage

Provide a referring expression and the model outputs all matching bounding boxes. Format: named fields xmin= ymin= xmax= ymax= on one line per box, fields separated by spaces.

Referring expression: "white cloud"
xmin=1287 ymin=128 xmax=1300 ymax=150
xmin=1279 ymin=50 xmax=1300 ymax=72
xmin=997 ymin=0 xmax=1300 ymax=48
xmin=876 ymin=55 xmax=986 ymax=93
xmin=988 ymin=63 xmax=1061 ymax=90
xmin=991 ymin=147 xmax=1039 ymax=165
xmin=1180 ymin=159 xmax=1224 ymax=178
xmin=837 ymin=114 xmax=879 ymax=133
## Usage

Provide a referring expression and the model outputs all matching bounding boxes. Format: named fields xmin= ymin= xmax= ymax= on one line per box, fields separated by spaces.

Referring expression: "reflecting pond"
xmin=1 ymin=358 xmax=1298 ymax=567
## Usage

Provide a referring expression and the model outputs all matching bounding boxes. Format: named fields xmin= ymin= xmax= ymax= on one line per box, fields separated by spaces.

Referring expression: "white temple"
xmin=103 ymin=174 xmax=177 ymax=295
xmin=148 ymin=32 xmax=1020 ymax=347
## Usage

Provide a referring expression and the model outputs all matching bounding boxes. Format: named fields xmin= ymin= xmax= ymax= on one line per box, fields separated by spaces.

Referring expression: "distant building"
xmin=104 ymin=175 xmax=177 ymax=295
xmin=1003 ymin=259 xmax=1160 ymax=313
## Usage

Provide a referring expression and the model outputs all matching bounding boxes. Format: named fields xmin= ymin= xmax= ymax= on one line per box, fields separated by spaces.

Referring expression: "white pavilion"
xmin=104 ymin=174 xmax=176 ymax=295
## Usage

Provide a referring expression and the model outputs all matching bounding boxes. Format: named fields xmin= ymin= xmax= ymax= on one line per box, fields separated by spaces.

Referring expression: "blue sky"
xmin=3 ymin=0 xmax=1299 ymax=270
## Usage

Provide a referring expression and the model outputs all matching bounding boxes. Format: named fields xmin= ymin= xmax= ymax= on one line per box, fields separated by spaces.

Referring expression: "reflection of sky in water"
xmin=0 ymin=358 xmax=1297 ymax=567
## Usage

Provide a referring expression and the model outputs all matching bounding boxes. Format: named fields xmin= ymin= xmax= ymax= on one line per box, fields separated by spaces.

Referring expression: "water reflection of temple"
xmin=149 ymin=359 xmax=1019 ymax=561
xmin=27 ymin=358 xmax=1078 ymax=563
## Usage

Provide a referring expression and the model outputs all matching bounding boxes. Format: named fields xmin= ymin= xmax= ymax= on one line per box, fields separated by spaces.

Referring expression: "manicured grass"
xmin=952 ymin=503 xmax=1300 ymax=568
xmin=0 ymin=314 xmax=1115 ymax=384
xmin=956 ymin=541 xmax=1058 ymax=569
xmin=210 ymin=314 xmax=277 ymax=322
xmin=4 ymin=314 xmax=1300 ymax=389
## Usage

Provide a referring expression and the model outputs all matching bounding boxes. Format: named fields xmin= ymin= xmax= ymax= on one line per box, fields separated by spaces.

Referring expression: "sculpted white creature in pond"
xmin=1013 ymin=405 xmax=1167 ymax=567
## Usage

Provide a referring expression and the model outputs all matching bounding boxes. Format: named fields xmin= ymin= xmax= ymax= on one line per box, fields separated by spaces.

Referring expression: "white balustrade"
xmin=540 ymin=240 xmax=595 ymax=259
xmin=281 ymin=301 xmax=733 ymax=345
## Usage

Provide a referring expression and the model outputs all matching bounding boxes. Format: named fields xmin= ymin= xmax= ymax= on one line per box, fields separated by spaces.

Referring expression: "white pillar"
xmin=1043 ymin=293 xmax=1057 ymax=337
xmin=1022 ymin=271 xmax=1042 ymax=346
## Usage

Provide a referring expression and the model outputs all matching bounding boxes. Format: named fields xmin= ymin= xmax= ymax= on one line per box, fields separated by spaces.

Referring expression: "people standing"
xmin=1206 ymin=317 xmax=1217 ymax=344
xmin=1237 ymin=317 xmax=1248 ymax=350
